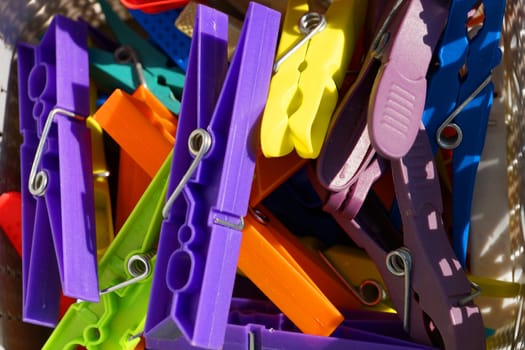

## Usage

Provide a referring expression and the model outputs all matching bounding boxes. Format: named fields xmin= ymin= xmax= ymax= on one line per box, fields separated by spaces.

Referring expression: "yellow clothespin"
xmin=87 ymin=84 xmax=114 ymax=260
xmin=260 ymin=0 xmax=366 ymax=159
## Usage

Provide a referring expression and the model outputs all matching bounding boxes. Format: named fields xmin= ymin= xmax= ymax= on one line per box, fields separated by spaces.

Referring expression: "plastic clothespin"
xmin=317 ymin=0 xmax=448 ymax=220
xmin=88 ymin=85 xmax=115 ymax=260
xmin=87 ymin=117 xmax=114 ymax=260
xmin=260 ymin=0 xmax=366 ymax=159
xmin=120 ymin=0 xmax=190 ymax=14
xmin=43 ymin=154 xmax=172 ymax=350
xmin=144 ymin=4 xmax=280 ymax=349
xmin=17 ymin=15 xmax=98 ymax=327
xmin=170 ymin=298 xmax=437 ymax=350
xmin=89 ymin=0 xmax=185 ymax=114
xmin=0 ymin=192 xmax=22 ymax=256
xmin=238 ymin=207 xmax=362 ymax=337
xmin=93 ymin=82 xmax=177 ymax=230
xmin=314 ymin=126 xmax=486 ymax=350
xmin=129 ymin=8 xmax=191 ymax=72
xmin=421 ymin=1 xmax=506 ymax=267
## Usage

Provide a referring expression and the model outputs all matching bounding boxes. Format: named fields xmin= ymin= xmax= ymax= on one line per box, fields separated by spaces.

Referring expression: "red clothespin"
xmin=0 ymin=192 xmax=22 ymax=256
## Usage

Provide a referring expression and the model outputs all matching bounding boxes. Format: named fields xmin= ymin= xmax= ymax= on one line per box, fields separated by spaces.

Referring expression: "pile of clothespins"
xmin=1 ymin=0 xmax=521 ymax=349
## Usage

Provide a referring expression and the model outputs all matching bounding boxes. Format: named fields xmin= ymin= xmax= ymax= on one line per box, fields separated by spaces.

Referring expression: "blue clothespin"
xmin=89 ymin=0 xmax=185 ymax=113
xmin=17 ymin=15 xmax=98 ymax=327
xmin=422 ymin=1 xmax=506 ymax=266
xmin=129 ymin=8 xmax=191 ymax=72
xmin=144 ymin=3 xmax=280 ymax=349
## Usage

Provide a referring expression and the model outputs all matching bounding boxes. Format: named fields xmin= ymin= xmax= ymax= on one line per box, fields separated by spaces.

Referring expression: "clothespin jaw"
xmin=145 ymin=4 xmax=280 ymax=349
xmin=421 ymin=0 xmax=506 ymax=267
xmin=260 ymin=0 xmax=366 ymax=159
xmin=89 ymin=0 xmax=185 ymax=114
xmin=43 ymin=154 xmax=172 ymax=350
xmin=17 ymin=15 xmax=98 ymax=327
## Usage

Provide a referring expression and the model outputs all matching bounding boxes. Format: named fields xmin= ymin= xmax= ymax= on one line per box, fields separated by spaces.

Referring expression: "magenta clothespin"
xmin=317 ymin=0 xmax=447 ymax=219
xmin=313 ymin=126 xmax=485 ymax=350
xmin=17 ymin=15 xmax=98 ymax=327
xmin=144 ymin=3 xmax=280 ymax=349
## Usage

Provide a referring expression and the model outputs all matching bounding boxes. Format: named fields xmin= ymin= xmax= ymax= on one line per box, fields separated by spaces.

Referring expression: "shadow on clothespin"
xmin=144 ymin=4 xmax=280 ymax=349
xmin=89 ymin=0 xmax=185 ymax=114
xmin=421 ymin=1 xmax=506 ymax=267
xmin=260 ymin=0 xmax=366 ymax=159
xmin=17 ymin=15 xmax=98 ymax=327
xmin=312 ymin=125 xmax=486 ymax=350
xmin=43 ymin=154 xmax=172 ymax=350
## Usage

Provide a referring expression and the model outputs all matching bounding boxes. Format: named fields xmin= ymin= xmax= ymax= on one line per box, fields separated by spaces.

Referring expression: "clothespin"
xmin=317 ymin=0 xmax=448 ymax=220
xmin=129 ymin=8 xmax=191 ymax=72
xmin=0 ymin=192 xmax=22 ymax=256
xmin=144 ymin=4 xmax=280 ymax=349
xmin=421 ymin=1 xmax=506 ymax=267
xmin=238 ymin=207 xmax=362 ymax=337
xmin=43 ymin=154 xmax=172 ymax=350
xmin=88 ymin=86 xmax=114 ymax=260
xmin=260 ymin=0 xmax=366 ymax=159
xmin=120 ymin=0 xmax=190 ymax=14
xmin=313 ymin=126 xmax=486 ymax=350
xmin=89 ymin=0 xmax=185 ymax=114
xmin=168 ymin=298 xmax=437 ymax=349
xmin=17 ymin=15 xmax=98 ymax=327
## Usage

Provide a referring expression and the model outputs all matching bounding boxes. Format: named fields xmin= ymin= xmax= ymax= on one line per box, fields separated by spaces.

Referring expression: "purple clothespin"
xmin=17 ymin=15 xmax=98 ymax=327
xmin=171 ymin=298 xmax=437 ymax=349
xmin=317 ymin=0 xmax=447 ymax=220
xmin=144 ymin=3 xmax=280 ymax=349
xmin=313 ymin=125 xmax=485 ymax=350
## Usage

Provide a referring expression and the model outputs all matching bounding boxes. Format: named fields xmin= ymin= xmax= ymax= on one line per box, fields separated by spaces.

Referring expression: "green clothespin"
xmin=42 ymin=152 xmax=172 ymax=350
xmin=89 ymin=0 xmax=185 ymax=113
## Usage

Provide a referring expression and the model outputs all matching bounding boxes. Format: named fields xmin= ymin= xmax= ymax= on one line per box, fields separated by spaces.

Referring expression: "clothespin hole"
xmin=466 ymin=1 xmax=485 ymax=40
xmin=437 ymin=123 xmax=463 ymax=150
xmin=250 ymin=207 xmax=270 ymax=225
xmin=359 ymin=280 xmax=384 ymax=306
xmin=114 ymin=45 xmax=135 ymax=64
xmin=27 ymin=64 xmax=48 ymax=100
xmin=459 ymin=63 xmax=469 ymax=81
xmin=167 ymin=250 xmax=193 ymax=292
xmin=32 ymin=101 xmax=45 ymax=119
xmin=84 ymin=326 xmax=102 ymax=342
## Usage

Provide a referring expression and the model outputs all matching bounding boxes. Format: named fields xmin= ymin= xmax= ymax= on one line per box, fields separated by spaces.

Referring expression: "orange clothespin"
xmin=238 ymin=207 xmax=362 ymax=336
xmin=93 ymin=83 xmax=177 ymax=230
